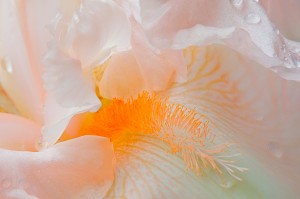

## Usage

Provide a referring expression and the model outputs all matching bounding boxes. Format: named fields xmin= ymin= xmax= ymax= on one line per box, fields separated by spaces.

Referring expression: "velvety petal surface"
xmin=165 ymin=45 xmax=300 ymax=196
xmin=0 ymin=113 xmax=40 ymax=151
xmin=0 ymin=136 xmax=114 ymax=199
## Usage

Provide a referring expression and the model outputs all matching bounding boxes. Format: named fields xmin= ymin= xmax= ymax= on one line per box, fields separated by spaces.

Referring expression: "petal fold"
xmin=0 ymin=136 xmax=114 ymax=199
xmin=132 ymin=0 xmax=300 ymax=81
xmin=104 ymin=135 xmax=293 ymax=199
xmin=0 ymin=113 xmax=40 ymax=151
xmin=53 ymin=0 xmax=131 ymax=67
xmin=166 ymin=45 xmax=300 ymax=195
xmin=42 ymin=45 xmax=101 ymax=147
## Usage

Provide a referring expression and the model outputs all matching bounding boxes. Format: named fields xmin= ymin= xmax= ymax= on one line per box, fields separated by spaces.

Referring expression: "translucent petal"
xmin=55 ymin=0 xmax=131 ymax=67
xmin=42 ymin=45 xmax=101 ymax=146
xmin=99 ymin=22 xmax=186 ymax=99
xmin=132 ymin=0 xmax=300 ymax=81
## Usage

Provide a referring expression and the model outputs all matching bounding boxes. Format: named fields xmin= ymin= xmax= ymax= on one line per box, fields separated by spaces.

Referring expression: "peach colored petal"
xmin=131 ymin=21 xmax=187 ymax=86
xmin=0 ymin=136 xmax=114 ymax=199
xmin=0 ymin=87 xmax=19 ymax=114
xmin=99 ymin=22 xmax=186 ymax=99
xmin=166 ymin=45 xmax=300 ymax=195
xmin=0 ymin=0 xmax=45 ymax=123
xmin=129 ymin=0 xmax=300 ymax=81
xmin=0 ymin=113 xmax=40 ymax=151
xmin=99 ymin=51 xmax=145 ymax=99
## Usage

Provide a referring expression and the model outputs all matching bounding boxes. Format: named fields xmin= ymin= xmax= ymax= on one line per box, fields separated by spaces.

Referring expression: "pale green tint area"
xmin=105 ymin=136 xmax=295 ymax=199
xmin=198 ymin=155 xmax=295 ymax=199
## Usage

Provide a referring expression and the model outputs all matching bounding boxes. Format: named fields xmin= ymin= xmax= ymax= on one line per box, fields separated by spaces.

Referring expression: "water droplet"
xmin=35 ymin=139 xmax=51 ymax=151
xmin=73 ymin=13 xmax=79 ymax=24
xmin=252 ymin=0 xmax=259 ymax=2
xmin=220 ymin=180 xmax=235 ymax=189
xmin=230 ymin=0 xmax=243 ymax=8
xmin=245 ymin=13 xmax=261 ymax=24
xmin=290 ymin=53 xmax=300 ymax=67
xmin=268 ymin=142 xmax=283 ymax=158
xmin=1 ymin=57 xmax=13 ymax=74
xmin=2 ymin=178 xmax=11 ymax=188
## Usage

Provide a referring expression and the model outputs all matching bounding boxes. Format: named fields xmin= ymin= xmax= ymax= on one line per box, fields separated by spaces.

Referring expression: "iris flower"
xmin=0 ymin=0 xmax=300 ymax=199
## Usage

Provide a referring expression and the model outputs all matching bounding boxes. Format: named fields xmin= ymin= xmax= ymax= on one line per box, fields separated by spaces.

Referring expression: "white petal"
xmin=42 ymin=45 xmax=101 ymax=146
xmin=134 ymin=0 xmax=300 ymax=81
xmin=104 ymin=136 xmax=293 ymax=199
xmin=57 ymin=0 xmax=131 ymax=67
xmin=0 ymin=0 xmax=45 ymax=123
xmin=166 ymin=45 xmax=300 ymax=196
xmin=0 ymin=136 xmax=114 ymax=199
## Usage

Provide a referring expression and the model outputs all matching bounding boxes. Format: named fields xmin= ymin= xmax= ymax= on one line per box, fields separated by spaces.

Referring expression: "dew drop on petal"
xmin=1 ymin=57 xmax=13 ymax=74
xmin=220 ymin=180 xmax=235 ymax=189
xmin=73 ymin=13 xmax=79 ymax=24
xmin=244 ymin=13 xmax=261 ymax=24
xmin=35 ymin=139 xmax=51 ymax=151
xmin=268 ymin=142 xmax=283 ymax=158
xmin=230 ymin=0 xmax=243 ymax=8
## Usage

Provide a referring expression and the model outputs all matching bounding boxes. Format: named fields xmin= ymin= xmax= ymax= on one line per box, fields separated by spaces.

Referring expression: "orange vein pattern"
xmin=79 ymin=92 xmax=246 ymax=180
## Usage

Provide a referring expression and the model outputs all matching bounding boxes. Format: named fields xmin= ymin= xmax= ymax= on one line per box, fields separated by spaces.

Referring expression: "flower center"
xmin=71 ymin=91 xmax=246 ymax=179
xmin=80 ymin=92 xmax=208 ymax=150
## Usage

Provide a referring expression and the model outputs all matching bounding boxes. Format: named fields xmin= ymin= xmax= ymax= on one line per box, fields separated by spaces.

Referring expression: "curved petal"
xmin=165 ymin=45 xmax=300 ymax=195
xmin=42 ymin=45 xmax=101 ymax=147
xmin=54 ymin=0 xmax=131 ymax=67
xmin=99 ymin=22 xmax=186 ymax=99
xmin=0 ymin=86 xmax=19 ymax=114
xmin=0 ymin=136 xmax=114 ymax=199
xmin=104 ymin=135 xmax=293 ymax=199
xmin=132 ymin=0 xmax=300 ymax=81
xmin=0 ymin=0 xmax=45 ymax=123
xmin=0 ymin=113 xmax=40 ymax=151
xmin=99 ymin=51 xmax=145 ymax=99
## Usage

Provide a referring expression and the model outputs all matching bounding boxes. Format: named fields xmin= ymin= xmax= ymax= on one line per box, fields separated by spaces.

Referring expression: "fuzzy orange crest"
xmin=76 ymin=92 xmax=246 ymax=179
